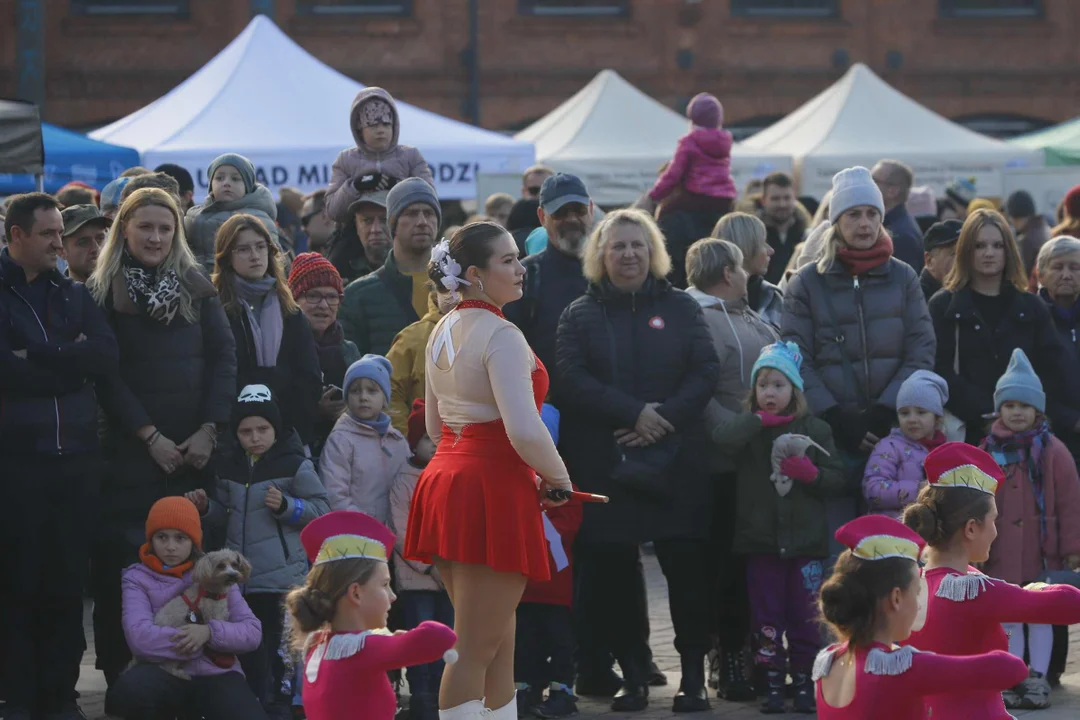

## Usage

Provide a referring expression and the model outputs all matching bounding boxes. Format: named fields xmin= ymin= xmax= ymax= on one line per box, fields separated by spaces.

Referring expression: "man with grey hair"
xmin=871 ymin=159 xmax=924 ymax=272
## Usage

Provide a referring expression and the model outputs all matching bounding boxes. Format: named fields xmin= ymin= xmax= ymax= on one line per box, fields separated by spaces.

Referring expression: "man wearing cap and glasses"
xmin=60 ymin=204 xmax=110 ymax=284
xmin=920 ymin=219 xmax=962 ymax=302
xmin=326 ymin=183 xmax=392 ymax=285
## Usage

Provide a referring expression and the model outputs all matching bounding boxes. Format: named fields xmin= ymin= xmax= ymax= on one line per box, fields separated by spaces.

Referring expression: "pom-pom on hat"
xmin=751 ymin=341 xmax=804 ymax=391
xmin=994 ymin=348 xmax=1045 ymax=413
xmin=288 ymin=252 xmax=343 ymax=299
xmin=686 ymin=93 xmax=724 ymax=129
xmin=146 ymin=496 xmax=203 ymax=550
xmin=896 ymin=370 xmax=949 ymax=417
xmin=407 ymin=398 xmax=427 ymax=451
xmin=925 ymin=442 xmax=1004 ymax=496
xmin=835 ymin=515 xmax=925 ymax=563
xmin=300 ymin=510 xmax=395 ymax=567
xmin=829 ymin=166 xmax=885 ymax=224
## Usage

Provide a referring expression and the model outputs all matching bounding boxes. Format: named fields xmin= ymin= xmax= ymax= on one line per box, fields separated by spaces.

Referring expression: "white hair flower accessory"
xmin=431 ymin=238 xmax=471 ymax=302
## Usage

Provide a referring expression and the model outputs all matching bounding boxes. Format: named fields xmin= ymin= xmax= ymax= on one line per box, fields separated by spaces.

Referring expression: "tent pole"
xmin=466 ymin=0 xmax=480 ymax=126
xmin=35 ymin=173 xmax=44 ymax=192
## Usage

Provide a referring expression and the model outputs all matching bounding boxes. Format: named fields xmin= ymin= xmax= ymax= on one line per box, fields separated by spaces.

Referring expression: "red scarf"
xmin=918 ymin=430 xmax=947 ymax=452
xmin=836 ymin=235 xmax=894 ymax=276
xmin=139 ymin=542 xmax=194 ymax=579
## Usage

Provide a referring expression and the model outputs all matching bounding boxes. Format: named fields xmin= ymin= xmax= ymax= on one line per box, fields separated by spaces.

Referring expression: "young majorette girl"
xmin=903 ymin=442 xmax=1080 ymax=719
xmin=711 ymin=341 xmax=844 ymax=714
xmin=862 ymin=370 xmax=949 ymax=519
xmin=286 ymin=510 xmax=458 ymax=720
xmin=814 ymin=515 xmax=1028 ymax=719
xmin=980 ymin=348 xmax=1080 ymax=709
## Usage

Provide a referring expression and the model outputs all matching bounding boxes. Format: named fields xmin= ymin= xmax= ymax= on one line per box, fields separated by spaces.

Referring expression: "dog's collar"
xmin=181 ymin=587 xmax=229 ymax=624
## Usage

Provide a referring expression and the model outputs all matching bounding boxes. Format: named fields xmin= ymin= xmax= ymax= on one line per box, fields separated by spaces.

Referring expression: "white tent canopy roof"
xmin=741 ymin=63 xmax=1040 ymax=198
xmin=516 ymin=69 xmax=792 ymax=205
xmin=91 ymin=15 xmax=533 ymax=200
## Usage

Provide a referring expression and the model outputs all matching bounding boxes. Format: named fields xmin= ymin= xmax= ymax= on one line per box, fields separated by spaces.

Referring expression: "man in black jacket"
xmin=872 ymin=159 xmax=925 ymax=273
xmin=0 ymin=193 xmax=119 ymax=720
xmin=760 ymin=172 xmax=805 ymax=285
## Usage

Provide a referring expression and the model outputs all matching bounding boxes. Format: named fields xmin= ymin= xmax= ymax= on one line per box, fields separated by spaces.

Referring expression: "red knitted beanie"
xmin=407 ymin=398 xmax=427 ymax=451
xmin=145 ymin=496 xmax=203 ymax=550
xmin=288 ymin=252 xmax=344 ymax=299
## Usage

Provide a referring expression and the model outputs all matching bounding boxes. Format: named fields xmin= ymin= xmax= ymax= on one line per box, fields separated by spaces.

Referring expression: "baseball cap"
xmin=61 ymin=204 xmax=111 ymax=237
xmin=923 ymin=220 xmax=963 ymax=253
xmin=347 ymin=190 xmax=390 ymax=215
xmin=539 ymin=173 xmax=590 ymax=214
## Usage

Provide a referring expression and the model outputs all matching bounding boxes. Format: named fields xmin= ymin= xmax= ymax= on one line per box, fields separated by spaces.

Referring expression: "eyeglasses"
xmin=302 ymin=292 xmax=341 ymax=308
xmin=526 ymin=186 xmax=542 ymax=197
xmin=232 ymin=243 xmax=269 ymax=258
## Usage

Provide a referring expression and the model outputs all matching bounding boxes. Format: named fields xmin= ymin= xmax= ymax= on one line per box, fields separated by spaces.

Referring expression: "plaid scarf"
xmin=983 ymin=420 xmax=1051 ymax=542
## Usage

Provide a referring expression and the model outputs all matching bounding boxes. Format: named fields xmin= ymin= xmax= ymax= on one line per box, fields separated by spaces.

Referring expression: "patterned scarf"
xmin=983 ymin=419 xmax=1052 ymax=541
xmin=122 ymin=251 xmax=182 ymax=325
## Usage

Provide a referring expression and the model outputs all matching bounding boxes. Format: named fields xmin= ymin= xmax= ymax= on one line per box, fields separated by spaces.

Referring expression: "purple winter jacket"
xmin=862 ymin=429 xmax=929 ymax=519
xmin=121 ymin=562 xmax=262 ymax=677
xmin=648 ymin=127 xmax=737 ymax=202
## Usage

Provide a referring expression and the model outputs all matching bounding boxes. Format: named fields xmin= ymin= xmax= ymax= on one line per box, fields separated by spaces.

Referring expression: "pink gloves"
xmin=780 ymin=455 xmax=819 ymax=483
xmin=756 ymin=411 xmax=794 ymax=428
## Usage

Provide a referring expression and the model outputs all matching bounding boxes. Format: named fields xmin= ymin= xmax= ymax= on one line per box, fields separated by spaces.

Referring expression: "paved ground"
xmin=75 ymin=553 xmax=1080 ymax=718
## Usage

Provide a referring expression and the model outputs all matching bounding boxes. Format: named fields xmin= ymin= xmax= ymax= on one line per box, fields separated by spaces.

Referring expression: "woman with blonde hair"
xmin=781 ymin=167 xmax=934 ymax=555
xmin=929 ymin=208 xmax=1074 ymax=445
xmin=712 ymin=211 xmax=781 ymax=327
xmin=557 ymin=209 xmax=720 ymax=712
xmin=86 ymin=187 xmax=237 ymax=684
xmin=213 ymin=213 xmax=321 ymax=446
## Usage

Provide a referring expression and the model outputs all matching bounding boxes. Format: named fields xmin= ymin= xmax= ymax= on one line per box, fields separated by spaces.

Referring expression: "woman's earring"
xmin=478 ymin=279 xmax=485 ymax=293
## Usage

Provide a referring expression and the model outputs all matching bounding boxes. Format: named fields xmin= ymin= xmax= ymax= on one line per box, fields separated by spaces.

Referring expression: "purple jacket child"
xmin=862 ymin=429 xmax=931 ymax=519
xmin=121 ymin=562 xmax=262 ymax=677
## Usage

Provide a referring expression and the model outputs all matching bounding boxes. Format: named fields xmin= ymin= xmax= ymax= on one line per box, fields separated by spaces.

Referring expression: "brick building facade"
xmin=3 ymin=0 xmax=1080 ymax=136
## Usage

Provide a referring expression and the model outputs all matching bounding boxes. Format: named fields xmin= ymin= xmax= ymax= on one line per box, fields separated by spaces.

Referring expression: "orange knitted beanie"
xmin=145 ymin=496 xmax=203 ymax=550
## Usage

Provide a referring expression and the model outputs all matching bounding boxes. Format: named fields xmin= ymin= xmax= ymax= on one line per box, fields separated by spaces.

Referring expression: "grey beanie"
xmin=829 ymin=166 xmax=885 ymax=224
xmin=207 ymin=153 xmax=257 ymax=197
xmin=387 ymin=177 xmax=441 ymax=235
xmin=994 ymin=348 xmax=1045 ymax=413
xmin=896 ymin=370 xmax=949 ymax=417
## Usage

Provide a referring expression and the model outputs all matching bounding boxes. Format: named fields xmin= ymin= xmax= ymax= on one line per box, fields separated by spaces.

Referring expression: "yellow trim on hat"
xmin=314 ymin=534 xmax=389 ymax=566
xmin=935 ymin=464 xmax=999 ymax=495
xmin=852 ymin=535 xmax=921 ymax=563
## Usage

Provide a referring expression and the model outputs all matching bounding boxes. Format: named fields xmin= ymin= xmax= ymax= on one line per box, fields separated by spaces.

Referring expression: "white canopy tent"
xmin=741 ymin=63 xmax=1041 ymax=199
xmin=90 ymin=15 xmax=534 ymax=201
xmin=516 ymin=69 xmax=792 ymax=206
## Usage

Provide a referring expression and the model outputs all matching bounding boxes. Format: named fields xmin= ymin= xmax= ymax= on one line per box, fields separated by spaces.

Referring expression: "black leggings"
xmin=105 ymin=664 xmax=267 ymax=720
xmin=239 ymin=593 xmax=286 ymax=706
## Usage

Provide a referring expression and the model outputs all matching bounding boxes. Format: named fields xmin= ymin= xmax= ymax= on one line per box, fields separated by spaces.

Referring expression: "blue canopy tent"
xmin=0 ymin=123 xmax=140 ymax=194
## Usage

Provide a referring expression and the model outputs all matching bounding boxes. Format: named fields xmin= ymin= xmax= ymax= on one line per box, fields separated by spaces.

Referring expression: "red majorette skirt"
xmin=404 ymin=419 xmax=550 ymax=582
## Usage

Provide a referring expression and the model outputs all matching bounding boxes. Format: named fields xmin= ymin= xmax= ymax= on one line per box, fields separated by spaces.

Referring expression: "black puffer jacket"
xmin=99 ymin=270 xmax=236 ymax=525
xmin=1039 ymin=289 xmax=1080 ymax=459
xmin=555 ymin=276 xmax=720 ymax=544
xmin=931 ymin=283 xmax=1077 ymax=445
xmin=227 ymin=306 xmax=322 ymax=445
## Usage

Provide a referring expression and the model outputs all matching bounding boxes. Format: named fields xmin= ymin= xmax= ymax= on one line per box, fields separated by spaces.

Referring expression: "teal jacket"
xmin=338 ymin=251 xmax=421 ymax=357
xmin=713 ymin=412 xmax=844 ymax=558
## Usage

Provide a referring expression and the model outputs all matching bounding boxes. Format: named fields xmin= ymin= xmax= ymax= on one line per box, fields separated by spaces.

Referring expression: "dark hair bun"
xmin=820 ymin=573 xmax=873 ymax=631
xmin=903 ymin=502 xmax=944 ymax=546
xmin=287 ymin=586 xmax=335 ymax=633
xmin=428 ymin=221 xmax=508 ymax=294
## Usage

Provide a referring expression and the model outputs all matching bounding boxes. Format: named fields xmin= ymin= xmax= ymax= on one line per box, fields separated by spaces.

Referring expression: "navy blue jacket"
xmin=0 ymin=248 xmax=118 ymax=455
xmin=884 ymin=205 xmax=925 ymax=274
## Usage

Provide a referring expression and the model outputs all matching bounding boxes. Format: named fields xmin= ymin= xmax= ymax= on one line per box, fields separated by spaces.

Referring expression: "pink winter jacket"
xmin=981 ymin=421 xmax=1080 ymax=584
xmin=120 ymin=562 xmax=261 ymax=678
xmin=389 ymin=461 xmax=444 ymax=592
xmin=319 ymin=412 xmax=410 ymax=525
xmin=648 ymin=127 xmax=737 ymax=202
xmin=326 ymin=87 xmax=435 ymax=224
xmin=862 ymin=429 xmax=929 ymax=519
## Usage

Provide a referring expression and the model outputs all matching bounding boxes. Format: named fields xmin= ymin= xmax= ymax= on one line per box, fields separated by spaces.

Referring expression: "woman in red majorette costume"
xmin=814 ymin=514 xmax=1028 ymax=719
xmin=403 ymin=222 xmax=573 ymax=720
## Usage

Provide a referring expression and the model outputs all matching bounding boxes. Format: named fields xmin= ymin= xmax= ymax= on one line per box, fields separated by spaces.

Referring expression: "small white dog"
xmin=152 ymin=549 xmax=252 ymax=679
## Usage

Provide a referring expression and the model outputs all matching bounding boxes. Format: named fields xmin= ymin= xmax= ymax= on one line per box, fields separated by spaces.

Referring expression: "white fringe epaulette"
xmin=864 ymin=646 xmax=920 ymax=676
xmin=935 ymin=571 xmax=994 ymax=602
xmin=812 ymin=645 xmax=841 ymax=682
xmin=305 ymin=628 xmax=393 ymax=683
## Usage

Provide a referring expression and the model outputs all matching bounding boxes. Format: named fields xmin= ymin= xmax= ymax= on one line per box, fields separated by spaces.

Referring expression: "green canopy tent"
xmin=1011 ymin=117 xmax=1080 ymax=166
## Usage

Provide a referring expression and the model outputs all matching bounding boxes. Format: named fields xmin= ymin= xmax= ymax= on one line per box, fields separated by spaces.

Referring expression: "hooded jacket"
xmin=386 ymin=293 xmax=443 ymax=435
xmin=319 ymin=411 xmax=410 ymax=524
xmin=185 ymin=157 xmax=286 ymax=274
xmin=648 ymin=127 xmax=737 ymax=201
xmin=325 ymin=88 xmax=435 ymax=224
xmin=120 ymin=561 xmax=261 ymax=677
xmin=687 ymin=287 xmax=779 ymax=473
xmin=205 ymin=430 xmax=330 ymax=593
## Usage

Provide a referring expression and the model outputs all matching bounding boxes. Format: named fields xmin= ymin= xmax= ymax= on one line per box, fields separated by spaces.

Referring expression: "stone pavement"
xmin=75 ymin=552 xmax=1080 ymax=718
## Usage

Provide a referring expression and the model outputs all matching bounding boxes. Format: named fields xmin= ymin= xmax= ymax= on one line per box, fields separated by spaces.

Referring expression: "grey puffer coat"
xmin=205 ymin=430 xmax=329 ymax=593
xmin=781 ymin=256 xmax=935 ymax=415
xmin=687 ymin=287 xmax=778 ymax=473
xmin=184 ymin=185 xmax=285 ymax=273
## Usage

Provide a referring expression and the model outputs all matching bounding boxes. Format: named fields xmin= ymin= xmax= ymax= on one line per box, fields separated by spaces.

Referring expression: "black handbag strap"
xmin=808 ymin=270 xmax=863 ymax=411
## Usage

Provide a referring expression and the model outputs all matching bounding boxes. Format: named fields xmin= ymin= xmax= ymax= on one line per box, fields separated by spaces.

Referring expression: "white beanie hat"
xmin=829 ymin=166 xmax=885 ymax=224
